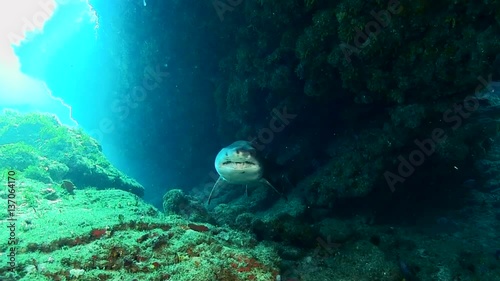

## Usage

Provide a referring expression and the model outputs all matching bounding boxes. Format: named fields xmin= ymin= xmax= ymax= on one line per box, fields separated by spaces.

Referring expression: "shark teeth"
xmin=222 ymin=161 xmax=255 ymax=165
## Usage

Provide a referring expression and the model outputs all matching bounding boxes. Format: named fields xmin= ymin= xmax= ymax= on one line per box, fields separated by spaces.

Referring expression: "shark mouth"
xmin=221 ymin=161 xmax=256 ymax=169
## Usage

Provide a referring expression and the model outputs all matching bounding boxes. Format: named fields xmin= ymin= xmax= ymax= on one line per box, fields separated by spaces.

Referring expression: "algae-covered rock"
xmin=0 ymin=110 xmax=144 ymax=196
xmin=163 ymin=189 xmax=190 ymax=214
xmin=162 ymin=189 xmax=213 ymax=223
xmin=0 ymin=186 xmax=280 ymax=281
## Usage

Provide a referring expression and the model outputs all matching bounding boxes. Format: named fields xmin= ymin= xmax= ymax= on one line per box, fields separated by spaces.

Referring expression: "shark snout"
xmin=234 ymin=147 xmax=256 ymax=157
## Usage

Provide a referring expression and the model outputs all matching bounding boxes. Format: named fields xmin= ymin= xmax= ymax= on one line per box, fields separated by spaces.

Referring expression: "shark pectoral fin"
xmin=207 ymin=177 xmax=224 ymax=205
xmin=261 ymin=178 xmax=287 ymax=200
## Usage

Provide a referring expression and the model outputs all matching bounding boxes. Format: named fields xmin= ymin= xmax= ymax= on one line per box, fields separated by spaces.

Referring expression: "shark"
xmin=207 ymin=140 xmax=285 ymax=205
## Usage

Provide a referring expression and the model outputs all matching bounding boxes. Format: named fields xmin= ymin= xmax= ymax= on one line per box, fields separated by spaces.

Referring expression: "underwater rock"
xmin=46 ymin=161 xmax=69 ymax=181
xmin=0 ymin=187 xmax=280 ymax=280
xmin=212 ymin=203 xmax=247 ymax=226
xmin=0 ymin=111 xmax=144 ymax=197
xmin=163 ymin=189 xmax=190 ymax=214
xmin=317 ymin=218 xmax=354 ymax=244
xmin=162 ymin=189 xmax=213 ymax=223
xmin=41 ymin=187 xmax=59 ymax=201
xmin=235 ymin=212 xmax=255 ymax=230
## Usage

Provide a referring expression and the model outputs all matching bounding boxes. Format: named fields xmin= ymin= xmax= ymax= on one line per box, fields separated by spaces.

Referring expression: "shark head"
xmin=214 ymin=140 xmax=263 ymax=184
xmin=207 ymin=140 xmax=287 ymax=205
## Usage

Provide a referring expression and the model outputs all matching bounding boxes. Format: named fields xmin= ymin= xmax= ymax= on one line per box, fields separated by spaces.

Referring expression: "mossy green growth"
xmin=0 ymin=110 xmax=144 ymax=196
xmin=0 ymin=143 xmax=41 ymax=171
xmin=23 ymin=165 xmax=52 ymax=184
xmin=0 ymin=186 xmax=280 ymax=281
